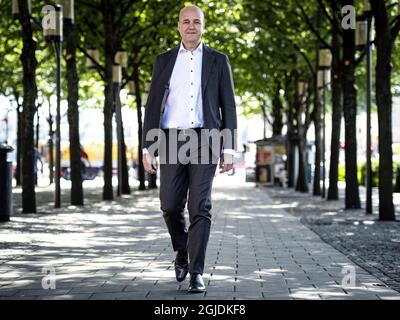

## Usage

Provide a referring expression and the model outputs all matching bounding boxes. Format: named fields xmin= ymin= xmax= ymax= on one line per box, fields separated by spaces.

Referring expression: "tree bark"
xmin=312 ymin=8 xmax=322 ymax=196
xmin=261 ymin=102 xmax=267 ymax=140
xmin=286 ymin=93 xmax=296 ymax=188
xmin=296 ymin=136 xmax=308 ymax=192
xmin=294 ymin=72 xmax=309 ymax=193
xmin=341 ymin=0 xmax=361 ymax=209
xmin=101 ymin=0 xmax=117 ymax=200
xmin=370 ymin=0 xmax=395 ymax=220
xmin=15 ymin=102 xmax=22 ymax=186
xmin=313 ymin=70 xmax=322 ymax=195
xmin=119 ymin=107 xmax=131 ymax=195
xmin=327 ymin=28 xmax=342 ymax=200
xmin=35 ymin=109 xmax=39 ymax=149
xmin=18 ymin=0 xmax=37 ymax=213
xmin=272 ymin=86 xmax=284 ymax=137
xmin=133 ymin=66 xmax=146 ymax=190
xmin=64 ymin=19 xmax=84 ymax=206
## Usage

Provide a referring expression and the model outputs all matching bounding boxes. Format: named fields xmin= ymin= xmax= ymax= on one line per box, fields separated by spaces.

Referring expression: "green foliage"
xmin=358 ymin=160 xmax=380 ymax=188
xmin=338 ymin=160 xmax=400 ymax=192
xmin=338 ymin=163 xmax=345 ymax=182
xmin=1 ymin=0 xmax=399 ymax=138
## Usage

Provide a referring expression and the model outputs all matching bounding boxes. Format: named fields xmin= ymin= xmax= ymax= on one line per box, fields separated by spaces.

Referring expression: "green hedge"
xmin=338 ymin=160 xmax=400 ymax=192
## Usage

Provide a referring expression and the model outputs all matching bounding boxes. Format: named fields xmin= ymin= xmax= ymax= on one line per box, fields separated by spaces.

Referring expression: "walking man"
xmin=142 ymin=5 xmax=237 ymax=293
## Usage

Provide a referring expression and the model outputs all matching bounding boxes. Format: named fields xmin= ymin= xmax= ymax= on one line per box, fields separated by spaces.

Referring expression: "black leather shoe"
xmin=188 ymin=273 xmax=206 ymax=293
xmin=174 ymin=250 xmax=188 ymax=282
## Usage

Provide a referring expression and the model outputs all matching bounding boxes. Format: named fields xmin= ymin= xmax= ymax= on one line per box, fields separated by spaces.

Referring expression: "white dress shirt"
xmin=143 ymin=42 xmax=235 ymax=156
xmin=160 ymin=42 xmax=204 ymax=129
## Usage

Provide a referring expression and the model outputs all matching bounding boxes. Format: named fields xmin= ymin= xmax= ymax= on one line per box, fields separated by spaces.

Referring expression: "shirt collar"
xmin=179 ymin=42 xmax=203 ymax=55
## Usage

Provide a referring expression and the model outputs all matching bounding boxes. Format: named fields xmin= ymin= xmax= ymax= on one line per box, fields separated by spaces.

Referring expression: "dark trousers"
xmin=159 ymin=129 xmax=218 ymax=275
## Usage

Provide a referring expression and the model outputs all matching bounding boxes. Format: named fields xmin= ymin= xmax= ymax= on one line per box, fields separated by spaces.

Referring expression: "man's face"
xmin=178 ymin=8 xmax=204 ymax=44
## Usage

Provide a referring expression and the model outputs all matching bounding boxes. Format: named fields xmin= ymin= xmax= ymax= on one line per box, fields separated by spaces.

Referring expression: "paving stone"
xmin=267 ymin=185 xmax=400 ymax=293
xmin=1 ymin=177 xmax=398 ymax=300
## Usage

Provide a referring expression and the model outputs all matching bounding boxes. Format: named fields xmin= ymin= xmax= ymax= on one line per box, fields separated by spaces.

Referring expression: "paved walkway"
xmin=267 ymin=183 xmax=400 ymax=293
xmin=1 ymin=173 xmax=399 ymax=300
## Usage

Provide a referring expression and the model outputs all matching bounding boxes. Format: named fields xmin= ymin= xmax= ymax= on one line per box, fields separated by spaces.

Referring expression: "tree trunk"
xmin=35 ymin=109 xmax=39 ymax=149
xmin=103 ymin=86 xmax=114 ymax=200
xmin=286 ymin=136 xmax=296 ymax=188
xmin=313 ymin=75 xmax=322 ymax=196
xmin=296 ymin=137 xmax=308 ymax=192
xmin=294 ymin=71 xmax=308 ymax=193
xmin=120 ymin=113 xmax=131 ymax=195
xmin=327 ymin=28 xmax=342 ymax=200
xmin=133 ymin=66 xmax=146 ymax=190
xmin=286 ymin=110 xmax=296 ymax=189
xmin=272 ymin=86 xmax=284 ymax=137
xmin=18 ymin=0 xmax=37 ymax=213
xmin=341 ymin=0 xmax=361 ymax=209
xmin=65 ymin=18 xmax=84 ymax=206
xmin=261 ymin=102 xmax=267 ymax=139
xmin=101 ymin=0 xmax=116 ymax=200
xmin=312 ymin=8 xmax=322 ymax=196
xmin=16 ymin=104 xmax=22 ymax=186
xmin=371 ymin=0 xmax=395 ymax=220
xmin=284 ymin=75 xmax=296 ymax=189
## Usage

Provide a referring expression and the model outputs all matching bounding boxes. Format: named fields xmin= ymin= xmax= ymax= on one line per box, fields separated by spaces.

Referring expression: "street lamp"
xmin=318 ymin=48 xmax=332 ymax=199
xmin=356 ymin=3 xmax=373 ymax=214
xmin=86 ymin=48 xmax=100 ymax=69
xmin=59 ymin=0 xmax=74 ymax=22
xmin=44 ymin=4 xmax=63 ymax=208
xmin=355 ymin=20 xmax=368 ymax=47
xmin=12 ymin=0 xmax=32 ymax=19
xmin=113 ymin=64 xmax=123 ymax=196
xmin=115 ymin=51 xmax=128 ymax=69
xmin=318 ymin=48 xmax=332 ymax=70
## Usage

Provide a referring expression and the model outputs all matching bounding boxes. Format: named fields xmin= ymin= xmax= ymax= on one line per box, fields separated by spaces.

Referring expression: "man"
xmin=142 ymin=5 xmax=237 ymax=293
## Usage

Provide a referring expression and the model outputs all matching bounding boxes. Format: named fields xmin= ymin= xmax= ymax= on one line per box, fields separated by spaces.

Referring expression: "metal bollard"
xmin=0 ymin=143 xmax=14 ymax=222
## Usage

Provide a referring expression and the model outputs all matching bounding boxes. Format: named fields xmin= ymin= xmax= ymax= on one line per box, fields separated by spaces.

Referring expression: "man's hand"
xmin=143 ymin=153 xmax=158 ymax=175
xmin=219 ymin=153 xmax=234 ymax=174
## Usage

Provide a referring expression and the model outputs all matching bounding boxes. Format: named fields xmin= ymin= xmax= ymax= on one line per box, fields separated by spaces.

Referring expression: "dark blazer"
xmin=142 ymin=44 xmax=237 ymax=153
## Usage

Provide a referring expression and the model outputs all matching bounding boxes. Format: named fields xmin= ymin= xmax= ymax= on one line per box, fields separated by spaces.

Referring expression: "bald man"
xmin=142 ymin=5 xmax=237 ymax=293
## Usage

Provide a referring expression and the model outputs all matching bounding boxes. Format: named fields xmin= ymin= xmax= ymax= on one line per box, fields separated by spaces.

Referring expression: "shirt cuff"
xmin=223 ymin=149 xmax=236 ymax=155
xmin=142 ymin=148 xmax=149 ymax=155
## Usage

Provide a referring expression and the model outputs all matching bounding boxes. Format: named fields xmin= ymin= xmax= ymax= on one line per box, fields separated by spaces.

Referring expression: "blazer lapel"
xmin=202 ymin=44 xmax=215 ymax=96
xmin=159 ymin=46 xmax=179 ymax=85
